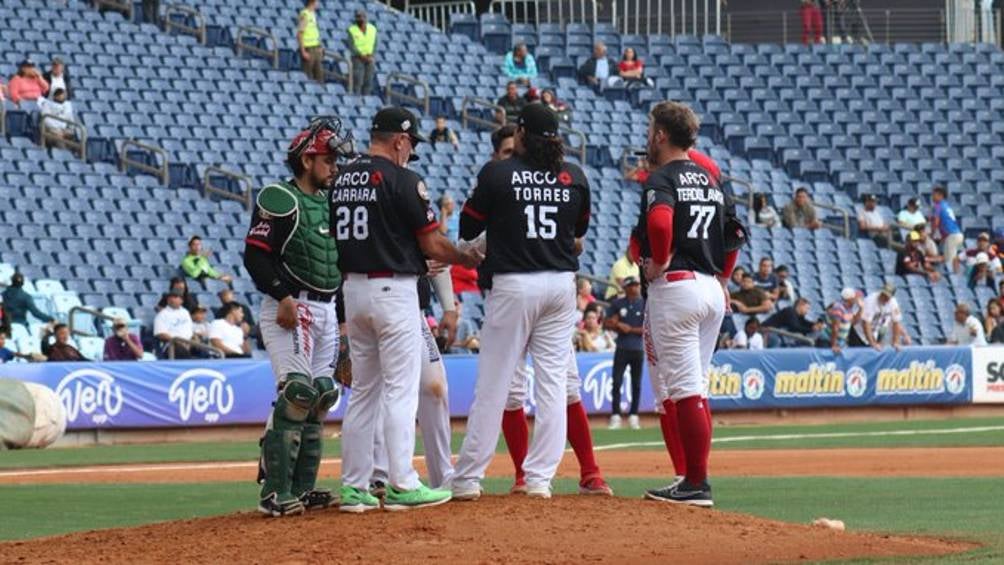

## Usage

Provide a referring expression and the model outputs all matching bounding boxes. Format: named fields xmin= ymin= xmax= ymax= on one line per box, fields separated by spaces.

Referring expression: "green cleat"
xmin=339 ymin=485 xmax=381 ymax=514
xmin=383 ymin=483 xmax=453 ymax=512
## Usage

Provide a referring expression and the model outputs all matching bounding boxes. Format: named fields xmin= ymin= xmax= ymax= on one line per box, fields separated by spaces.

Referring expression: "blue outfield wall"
xmin=0 ymin=346 xmax=973 ymax=430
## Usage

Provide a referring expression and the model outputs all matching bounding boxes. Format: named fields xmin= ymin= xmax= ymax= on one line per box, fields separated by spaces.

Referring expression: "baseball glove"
xmin=334 ymin=345 xmax=352 ymax=389
xmin=723 ymin=216 xmax=750 ymax=252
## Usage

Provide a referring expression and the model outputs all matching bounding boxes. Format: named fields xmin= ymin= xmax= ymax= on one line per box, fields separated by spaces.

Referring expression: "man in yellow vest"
xmin=298 ymin=0 xmax=323 ymax=82
xmin=347 ymin=9 xmax=377 ymax=95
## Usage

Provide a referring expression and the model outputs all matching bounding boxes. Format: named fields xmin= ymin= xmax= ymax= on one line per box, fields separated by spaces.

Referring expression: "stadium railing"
xmin=235 ymin=26 xmax=279 ymax=69
xmin=168 ymin=337 xmax=225 ymax=360
xmin=406 ymin=0 xmax=477 ymax=33
xmin=322 ymin=50 xmax=354 ymax=91
xmin=384 ymin=72 xmax=432 ymax=115
xmin=120 ymin=139 xmax=169 ymax=186
xmin=94 ymin=0 xmax=132 ymax=21
xmin=461 ymin=96 xmax=505 ymax=131
xmin=203 ymin=166 xmax=253 ymax=212
xmin=561 ymin=125 xmax=588 ymax=164
xmin=490 ymin=0 xmax=599 ymax=29
xmin=39 ymin=115 xmax=87 ymax=161
xmin=164 ymin=3 xmax=207 ymax=45
xmin=612 ymin=0 xmax=724 ymax=37
xmin=67 ymin=306 xmax=118 ymax=340
xmin=725 ymin=7 xmax=956 ymax=45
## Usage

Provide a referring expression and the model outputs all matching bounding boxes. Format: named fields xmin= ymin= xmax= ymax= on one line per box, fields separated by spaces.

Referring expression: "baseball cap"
xmin=879 ymin=283 xmax=897 ymax=297
xmin=841 ymin=288 xmax=857 ymax=301
xmin=907 ymin=197 xmax=919 ymax=208
xmin=978 ymin=232 xmax=990 ymax=241
xmin=907 ymin=230 xmax=923 ymax=242
xmin=517 ymin=103 xmax=560 ymax=138
xmin=622 ymin=276 xmax=640 ymax=287
xmin=371 ymin=107 xmax=427 ymax=143
xmin=976 ymin=252 xmax=990 ymax=265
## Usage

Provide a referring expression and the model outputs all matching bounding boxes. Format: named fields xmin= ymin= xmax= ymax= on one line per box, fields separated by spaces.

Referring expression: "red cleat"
xmin=510 ymin=478 xmax=528 ymax=495
xmin=579 ymin=477 xmax=614 ymax=496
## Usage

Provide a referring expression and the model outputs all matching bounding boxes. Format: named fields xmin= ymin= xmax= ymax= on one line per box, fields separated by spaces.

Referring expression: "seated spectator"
xmin=43 ymin=57 xmax=71 ymax=99
xmin=209 ymin=302 xmax=250 ymax=358
xmin=815 ymin=288 xmax=862 ymax=354
xmin=753 ymin=193 xmax=779 ymax=228
xmin=984 ymin=299 xmax=1002 ymax=340
xmin=540 ymin=89 xmax=571 ymax=124
xmin=962 ymin=232 xmax=1003 ymax=273
xmin=857 ymin=194 xmax=891 ymax=247
xmin=154 ymin=289 xmax=194 ymax=359
xmin=969 ymin=253 xmax=998 ymax=291
xmin=495 ymin=81 xmax=527 ymax=125
xmin=181 ymin=236 xmax=233 ymax=284
xmin=849 ymin=284 xmax=910 ymax=351
xmin=437 ymin=194 xmax=459 ymax=241
xmin=577 ymin=41 xmax=619 ymax=89
xmin=215 ymin=289 xmax=254 ymax=337
xmin=730 ymin=273 xmax=775 ymax=314
xmin=782 ymin=187 xmax=822 ymax=230
xmin=896 ymin=231 xmax=941 ymax=282
xmin=576 ymin=278 xmax=595 ymax=313
xmin=103 ymin=318 xmax=143 ymax=361
xmin=752 ymin=257 xmax=780 ymax=301
xmin=448 ymin=302 xmax=480 ymax=354
xmin=41 ymin=323 xmax=87 ymax=362
xmin=605 ymin=249 xmax=639 ymax=299
xmin=191 ymin=306 xmax=210 ymax=344
xmin=503 ymin=42 xmax=537 ymax=86
xmin=623 ymin=156 xmax=650 ymax=184
xmin=576 ymin=309 xmax=615 ymax=352
xmin=929 ymin=185 xmax=965 ymax=273
xmin=617 ymin=47 xmax=653 ymax=87
xmin=913 ymin=225 xmax=945 ymax=268
xmin=728 ymin=266 xmax=747 ymax=293
xmin=763 ymin=298 xmax=820 ymax=345
xmin=7 ymin=59 xmax=49 ymax=105
xmin=450 ymin=263 xmax=480 ymax=296
xmin=1 ymin=273 xmax=54 ymax=326
xmin=896 ymin=197 xmax=925 ymax=239
xmin=157 ymin=277 xmax=198 ymax=313
xmin=947 ymin=303 xmax=987 ymax=346
xmin=775 ymin=265 xmax=798 ymax=304
xmin=718 ymin=314 xmax=737 ymax=350
xmin=37 ymin=88 xmax=76 ymax=143
xmin=428 ymin=116 xmax=459 ymax=149
xmin=733 ymin=316 xmax=765 ymax=350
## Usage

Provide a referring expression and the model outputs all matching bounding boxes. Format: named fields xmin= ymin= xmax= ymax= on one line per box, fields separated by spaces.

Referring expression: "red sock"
xmin=675 ymin=395 xmax=711 ymax=485
xmin=566 ymin=401 xmax=601 ymax=482
xmin=660 ymin=399 xmax=687 ymax=477
xmin=703 ymin=397 xmax=713 ymax=432
xmin=501 ymin=408 xmax=529 ymax=482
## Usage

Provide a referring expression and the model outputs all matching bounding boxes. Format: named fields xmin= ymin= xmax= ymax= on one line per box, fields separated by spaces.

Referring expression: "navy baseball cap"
xmin=371 ymin=107 xmax=427 ymax=143
xmin=622 ymin=276 xmax=641 ymax=286
xmin=517 ymin=103 xmax=560 ymax=138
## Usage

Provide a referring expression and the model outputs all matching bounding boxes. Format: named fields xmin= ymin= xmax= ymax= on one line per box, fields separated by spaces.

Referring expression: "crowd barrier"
xmin=1 ymin=346 xmax=1001 ymax=430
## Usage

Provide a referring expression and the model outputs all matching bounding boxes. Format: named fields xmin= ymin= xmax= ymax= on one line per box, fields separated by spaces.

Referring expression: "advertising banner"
xmin=972 ymin=346 xmax=1004 ymax=404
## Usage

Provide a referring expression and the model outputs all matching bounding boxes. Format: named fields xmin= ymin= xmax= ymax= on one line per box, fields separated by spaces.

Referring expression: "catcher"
xmin=245 ymin=116 xmax=356 ymax=517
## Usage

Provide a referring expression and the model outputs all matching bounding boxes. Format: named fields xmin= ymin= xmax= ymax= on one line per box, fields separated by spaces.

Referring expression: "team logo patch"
xmin=845 ymin=367 xmax=868 ymax=398
xmin=416 ymin=180 xmax=430 ymax=201
xmin=401 ymin=120 xmax=411 ymax=131
xmin=646 ymin=190 xmax=656 ymax=207
xmin=426 ymin=209 xmax=435 ymax=222
xmin=558 ymin=171 xmax=573 ymax=186
xmin=249 ymin=221 xmax=271 ymax=238
xmin=742 ymin=369 xmax=765 ymax=400
xmin=370 ymin=171 xmax=383 ymax=186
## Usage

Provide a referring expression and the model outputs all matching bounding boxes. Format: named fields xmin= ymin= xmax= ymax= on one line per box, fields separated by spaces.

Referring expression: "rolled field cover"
xmin=0 ymin=379 xmax=66 ymax=449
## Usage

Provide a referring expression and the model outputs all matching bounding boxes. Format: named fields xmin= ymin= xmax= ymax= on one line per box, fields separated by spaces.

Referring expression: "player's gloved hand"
xmin=276 ymin=296 xmax=299 ymax=330
xmin=439 ymin=310 xmax=459 ymax=349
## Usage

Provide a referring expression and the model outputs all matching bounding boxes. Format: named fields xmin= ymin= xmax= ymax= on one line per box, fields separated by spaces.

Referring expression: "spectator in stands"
xmin=41 ymin=323 xmax=87 ymax=362
xmin=154 ymin=289 xmax=194 ymax=359
xmin=969 ymin=253 xmax=998 ymax=291
xmin=209 ymin=302 xmax=250 ymax=358
xmin=605 ymin=248 xmax=640 ymax=299
xmin=775 ymin=265 xmax=798 ymax=305
xmin=816 ymin=288 xmax=862 ymax=354
xmin=181 ymin=236 xmax=233 ymax=285
xmin=1 ymin=273 xmax=54 ymax=326
xmin=763 ymin=297 xmax=820 ymax=345
xmin=495 ymin=81 xmax=527 ymax=125
xmin=38 ymin=88 xmax=76 ymax=145
xmin=437 ymin=194 xmax=459 ymax=241
xmin=727 ymin=266 xmax=747 ymax=293
xmin=752 ymin=257 xmax=780 ymax=301
xmin=947 ymin=303 xmax=987 ymax=346
xmin=618 ymin=47 xmax=653 ymax=88
xmin=491 ymin=124 xmax=516 ymax=159
xmin=857 ymin=194 xmax=892 ymax=247
xmin=7 ymin=59 xmax=49 ymax=106
xmin=297 ymin=0 xmax=324 ymax=82
xmin=0 ymin=331 xmax=17 ymax=364
xmin=604 ymin=276 xmax=645 ymax=430
xmin=448 ymin=301 xmax=480 ymax=354
xmin=849 ymin=283 xmax=910 ymax=351
xmin=984 ymin=299 xmax=1002 ymax=340
xmin=733 ymin=316 xmax=765 ymax=350
xmin=624 ymin=156 xmax=650 ymax=184
xmin=429 ymin=116 xmax=460 ymax=149
xmin=913 ymin=224 xmax=945 ymax=269
xmin=157 ymin=277 xmax=198 ymax=313
xmin=896 ymin=231 xmax=941 ymax=282
xmin=929 ymin=186 xmax=965 ymax=273
xmin=348 ymin=9 xmax=377 ymax=95
xmin=576 ymin=309 xmax=615 ymax=352
xmin=191 ymin=305 xmax=210 ymax=345
xmin=215 ymin=289 xmax=254 ymax=337
xmin=753 ymin=193 xmax=779 ymax=228
xmin=730 ymin=273 xmax=774 ymax=315
xmin=576 ymin=277 xmax=595 ymax=313
xmin=782 ymin=187 xmax=822 ymax=230
xmin=43 ymin=57 xmax=71 ymax=100
xmin=801 ymin=0 xmax=824 ymax=44
xmin=103 ymin=318 xmax=143 ymax=361
xmin=540 ymin=89 xmax=571 ymax=124
xmin=896 ymin=197 xmax=925 ymax=239
xmin=0 ymin=303 xmax=10 ymax=338
xmin=717 ymin=315 xmax=737 ymax=350
xmin=962 ymin=232 xmax=1003 ymax=273
xmin=578 ymin=41 xmax=619 ymax=90
xmin=503 ymin=42 xmax=537 ymax=86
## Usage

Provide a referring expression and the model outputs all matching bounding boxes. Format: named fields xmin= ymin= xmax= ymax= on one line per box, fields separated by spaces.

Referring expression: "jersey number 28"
xmin=687 ymin=205 xmax=716 ymax=239
xmin=334 ymin=206 xmax=369 ymax=240
xmin=524 ymin=204 xmax=557 ymax=240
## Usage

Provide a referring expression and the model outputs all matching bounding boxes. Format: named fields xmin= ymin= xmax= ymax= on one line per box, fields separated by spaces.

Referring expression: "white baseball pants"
xmin=259 ymin=293 xmax=340 ymax=383
xmin=505 ymin=349 xmax=581 ymax=411
xmin=453 ymin=271 xmax=577 ymax=493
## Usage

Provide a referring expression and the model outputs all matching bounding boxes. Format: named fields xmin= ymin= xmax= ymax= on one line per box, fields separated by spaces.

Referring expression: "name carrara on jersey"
xmin=510 ymin=170 xmax=573 ymax=202
xmin=330 ymin=170 xmax=378 ymax=202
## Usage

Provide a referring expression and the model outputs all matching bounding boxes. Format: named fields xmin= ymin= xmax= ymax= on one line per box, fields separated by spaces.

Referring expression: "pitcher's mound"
xmin=1 ymin=496 xmax=973 ymax=564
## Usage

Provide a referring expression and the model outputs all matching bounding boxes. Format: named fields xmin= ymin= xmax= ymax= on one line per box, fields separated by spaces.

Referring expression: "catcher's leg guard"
xmin=258 ymin=373 xmax=317 ymax=516
xmin=292 ymin=376 xmax=339 ymax=508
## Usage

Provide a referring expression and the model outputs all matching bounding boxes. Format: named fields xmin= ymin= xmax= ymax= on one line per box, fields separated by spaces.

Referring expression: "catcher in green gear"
xmin=244 ymin=116 xmax=356 ymax=517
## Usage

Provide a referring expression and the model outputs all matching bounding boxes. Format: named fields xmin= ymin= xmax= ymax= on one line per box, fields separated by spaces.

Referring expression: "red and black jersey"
xmin=330 ymin=155 xmax=438 ymax=275
xmin=461 ymin=156 xmax=590 ymax=276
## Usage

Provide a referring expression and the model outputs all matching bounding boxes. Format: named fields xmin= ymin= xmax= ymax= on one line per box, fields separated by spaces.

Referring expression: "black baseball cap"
xmin=517 ymin=103 xmax=560 ymax=138
xmin=371 ymin=107 xmax=427 ymax=143
xmin=622 ymin=276 xmax=641 ymax=286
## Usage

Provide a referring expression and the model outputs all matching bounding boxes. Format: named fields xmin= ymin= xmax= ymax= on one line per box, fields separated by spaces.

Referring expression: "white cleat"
xmin=608 ymin=414 xmax=622 ymax=430
xmin=451 ymin=485 xmax=483 ymax=501
xmin=628 ymin=415 xmax=641 ymax=430
xmin=526 ymin=484 xmax=552 ymax=499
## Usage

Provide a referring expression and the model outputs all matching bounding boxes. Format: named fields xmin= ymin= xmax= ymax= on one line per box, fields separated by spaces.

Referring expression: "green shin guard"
xmin=291 ymin=377 xmax=339 ymax=498
xmin=259 ymin=374 xmax=318 ymax=503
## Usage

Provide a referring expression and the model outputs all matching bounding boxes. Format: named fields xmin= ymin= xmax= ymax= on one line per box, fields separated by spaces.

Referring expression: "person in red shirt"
xmin=450 ymin=263 xmax=480 ymax=295
xmin=7 ymin=60 xmax=49 ymax=105
xmin=626 ymin=148 xmax=721 ymax=186
xmin=617 ymin=48 xmax=653 ymax=87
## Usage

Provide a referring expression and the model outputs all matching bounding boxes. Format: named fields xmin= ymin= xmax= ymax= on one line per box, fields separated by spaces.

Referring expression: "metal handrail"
xmin=814 ymin=201 xmax=852 ymax=239
xmin=764 ymin=326 xmax=816 ymax=347
xmin=168 ymin=336 xmax=225 ymax=360
xmin=384 ymin=72 xmax=431 ymax=115
xmin=235 ymin=26 xmax=278 ymax=69
xmin=407 ymin=0 xmax=476 ymax=33
xmin=204 ymin=165 xmax=253 ymax=211
xmin=120 ymin=139 xmax=169 ymax=185
xmin=611 ymin=0 xmax=723 ymax=37
xmin=721 ymin=175 xmax=755 ymax=210
xmin=39 ymin=114 xmax=87 ymax=160
xmin=68 ymin=306 xmax=117 ymax=338
xmin=461 ymin=96 xmax=504 ymax=131
xmin=94 ymin=0 xmax=132 ymax=21
xmin=164 ymin=3 xmax=207 ymax=44
xmin=726 ymin=7 xmax=944 ymax=45
xmin=322 ymin=50 xmax=353 ymax=91
xmin=490 ymin=0 xmax=599 ymax=29
xmin=561 ymin=126 xmax=587 ymax=164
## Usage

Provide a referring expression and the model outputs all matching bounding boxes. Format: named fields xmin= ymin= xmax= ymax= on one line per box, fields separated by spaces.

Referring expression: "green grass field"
xmin=3 ymin=416 xmax=1003 ymax=562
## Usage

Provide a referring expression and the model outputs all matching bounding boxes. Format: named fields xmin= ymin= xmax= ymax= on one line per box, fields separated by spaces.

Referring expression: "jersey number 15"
xmin=334 ymin=206 xmax=369 ymax=240
xmin=524 ymin=204 xmax=557 ymax=240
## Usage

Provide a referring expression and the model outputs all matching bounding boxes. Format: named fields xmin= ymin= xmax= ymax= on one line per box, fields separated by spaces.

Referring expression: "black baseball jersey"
xmin=632 ymin=159 xmax=738 ymax=276
xmin=461 ymin=156 xmax=590 ymax=275
xmin=330 ymin=155 xmax=438 ymax=275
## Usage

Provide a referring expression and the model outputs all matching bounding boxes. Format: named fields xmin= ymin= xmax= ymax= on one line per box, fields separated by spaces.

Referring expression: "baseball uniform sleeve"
xmin=643 ymin=169 xmax=677 ymax=213
xmin=571 ymin=165 xmax=591 ymax=238
xmin=396 ymin=172 xmax=439 ymax=235
xmin=460 ymin=163 xmax=492 ymax=240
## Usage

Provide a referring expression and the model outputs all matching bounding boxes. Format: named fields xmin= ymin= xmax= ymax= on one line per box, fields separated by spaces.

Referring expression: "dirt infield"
xmin=0 ymin=496 xmax=975 ymax=565
xmin=3 ymin=446 xmax=1003 ymax=484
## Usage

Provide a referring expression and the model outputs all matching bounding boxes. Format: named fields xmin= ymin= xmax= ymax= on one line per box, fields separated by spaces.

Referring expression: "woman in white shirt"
xmin=896 ymin=198 xmax=925 ymax=239
xmin=733 ymin=317 xmax=765 ymax=350
xmin=576 ymin=309 xmax=615 ymax=352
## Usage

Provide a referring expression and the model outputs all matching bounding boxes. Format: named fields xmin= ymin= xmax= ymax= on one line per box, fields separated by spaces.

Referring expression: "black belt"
xmin=298 ymin=289 xmax=336 ymax=303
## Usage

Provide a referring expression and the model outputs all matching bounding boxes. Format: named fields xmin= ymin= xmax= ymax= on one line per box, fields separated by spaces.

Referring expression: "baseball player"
xmin=332 ymin=106 xmax=481 ymax=513
xmin=246 ymin=116 xmax=356 ymax=517
xmin=632 ymin=102 xmax=746 ymax=507
xmin=451 ymin=104 xmax=592 ymax=500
